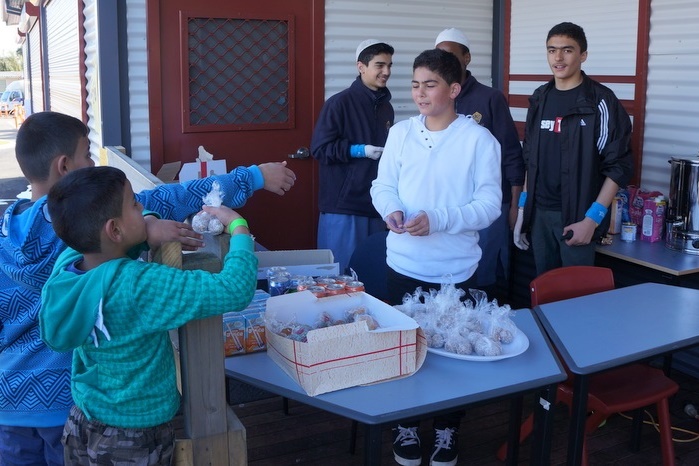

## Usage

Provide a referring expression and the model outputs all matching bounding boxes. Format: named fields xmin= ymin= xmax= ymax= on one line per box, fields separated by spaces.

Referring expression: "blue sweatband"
xmin=350 ymin=144 xmax=366 ymax=158
xmin=247 ymin=165 xmax=264 ymax=191
xmin=518 ymin=192 xmax=527 ymax=208
xmin=585 ymin=201 xmax=608 ymax=225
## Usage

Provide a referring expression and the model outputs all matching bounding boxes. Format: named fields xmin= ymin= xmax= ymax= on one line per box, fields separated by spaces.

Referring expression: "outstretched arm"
xmin=259 ymin=161 xmax=296 ymax=195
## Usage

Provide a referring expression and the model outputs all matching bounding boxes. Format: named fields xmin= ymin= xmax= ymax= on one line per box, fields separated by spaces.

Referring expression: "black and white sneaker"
xmin=430 ymin=425 xmax=458 ymax=466
xmin=392 ymin=424 xmax=422 ymax=466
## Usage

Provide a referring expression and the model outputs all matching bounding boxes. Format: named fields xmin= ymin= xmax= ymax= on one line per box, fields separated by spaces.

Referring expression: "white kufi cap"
xmin=435 ymin=28 xmax=470 ymax=49
xmin=356 ymin=39 xmax=383 ymax=61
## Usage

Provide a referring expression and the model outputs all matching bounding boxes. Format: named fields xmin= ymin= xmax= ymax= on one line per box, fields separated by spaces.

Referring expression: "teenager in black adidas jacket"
xmin=513 ymin=22 xmax=633 ymax=275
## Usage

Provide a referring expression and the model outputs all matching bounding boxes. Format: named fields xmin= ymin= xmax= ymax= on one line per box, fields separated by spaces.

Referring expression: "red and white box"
xmin=265 ymin=291 xmax=426 ymax=396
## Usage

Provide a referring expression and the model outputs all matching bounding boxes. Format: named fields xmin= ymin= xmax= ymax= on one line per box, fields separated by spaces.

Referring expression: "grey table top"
xmin=225 ymin=309 xmax=565 ymax=425
xmin=534 ymin=282 xmax=699 ymax=374
xmin=596 ymin=238 xmax=699 ymax=276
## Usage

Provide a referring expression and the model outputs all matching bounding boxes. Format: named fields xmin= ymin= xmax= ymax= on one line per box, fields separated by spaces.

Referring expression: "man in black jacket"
xmin=513 ymin=22 xmax=633 ymax=275
xmin=311 ymin=39 xmax=394 ymax=273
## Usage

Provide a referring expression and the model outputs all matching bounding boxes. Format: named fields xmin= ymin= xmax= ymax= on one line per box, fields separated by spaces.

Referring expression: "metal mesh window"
xmin=187 ymin=17 xmax=290 ymax=129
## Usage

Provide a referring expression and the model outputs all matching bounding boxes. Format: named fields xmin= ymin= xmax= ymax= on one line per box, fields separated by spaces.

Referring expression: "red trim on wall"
xmin=633 ymin=0 xmax=651 ymax=184
xmin=25 ymin=2 xmax=39 ymax=16
xmin=146 ymin=0 xmax=165 ymax=172
xmin=510 ymin=74 xmax=637 ymax=84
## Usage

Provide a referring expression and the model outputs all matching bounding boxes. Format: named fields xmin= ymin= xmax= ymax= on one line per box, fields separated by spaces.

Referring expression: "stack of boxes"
xmin=223 ymin=289 xmax=270 ymax=357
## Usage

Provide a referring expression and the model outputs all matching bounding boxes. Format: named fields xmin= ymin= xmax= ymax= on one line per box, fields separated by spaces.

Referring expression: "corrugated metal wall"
xmin=641 ymin=0 xmax=699 ymax=194
xmin=324 ymin=0 xmax=492 ymax=123
xmin=125 ymin=0 xmax=150 ymax=168
xmin=82 ymin=0 xmax=102 ymax=162
xmin=45 ymin=0 xmax=81 ymax=119
xmin=28 ymin=23 xmax=43 ymax=113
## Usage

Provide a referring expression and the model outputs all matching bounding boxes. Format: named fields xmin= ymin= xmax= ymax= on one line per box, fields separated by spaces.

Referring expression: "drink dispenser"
xmin=666 ymin=155 xmax=699 ymax=254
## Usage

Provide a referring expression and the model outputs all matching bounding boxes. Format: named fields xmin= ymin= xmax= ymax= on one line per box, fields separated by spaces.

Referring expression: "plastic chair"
xmin=497 ymin=265 xmax=678 ymax=466
xmin=347 ymin=230 xmax=389 ymax=302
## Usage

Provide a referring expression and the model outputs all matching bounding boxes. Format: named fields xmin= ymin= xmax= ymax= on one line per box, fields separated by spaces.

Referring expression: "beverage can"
xmin=324 ymin=283 xmax=346 ymax=296
xmin=268 ymin=271 xmax=291 ymax=296
xmin=345 ymin=281 xmax=365 ymax=292
xmin=621 ymin=222 xmax=637 ymax=241
xmin=307 ymin=285 xmax=327 ymax=298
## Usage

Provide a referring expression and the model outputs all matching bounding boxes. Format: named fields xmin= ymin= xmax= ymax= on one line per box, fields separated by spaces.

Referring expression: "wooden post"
xmin=104 ymin=146 xmax=246 ymax=466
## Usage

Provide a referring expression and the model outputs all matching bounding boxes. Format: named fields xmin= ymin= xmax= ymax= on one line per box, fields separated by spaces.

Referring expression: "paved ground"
xmin=0 ymin=115 xmax=28 ymax=215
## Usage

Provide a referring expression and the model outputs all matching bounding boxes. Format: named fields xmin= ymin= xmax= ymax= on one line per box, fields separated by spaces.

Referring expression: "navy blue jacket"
xmin=455 ymin=71 xmax=524 ymax=205
xmin=522 ymin=72 xmax=634 ymax=239
xmin=311 ymin=77 xmax=393 ymax=217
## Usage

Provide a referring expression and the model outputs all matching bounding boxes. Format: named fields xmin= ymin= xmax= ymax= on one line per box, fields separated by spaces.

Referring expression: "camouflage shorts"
xmin=62 ymin=405 xmax=174 ymax=466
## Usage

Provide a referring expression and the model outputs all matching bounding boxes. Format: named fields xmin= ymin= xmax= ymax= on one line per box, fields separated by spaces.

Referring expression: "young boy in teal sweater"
xmin=39 ymin=165 xmax=258 ymax=465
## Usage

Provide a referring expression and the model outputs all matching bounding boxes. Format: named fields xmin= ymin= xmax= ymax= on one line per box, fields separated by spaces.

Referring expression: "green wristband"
xmin=228 ymin=218 xmax=249 ymax=235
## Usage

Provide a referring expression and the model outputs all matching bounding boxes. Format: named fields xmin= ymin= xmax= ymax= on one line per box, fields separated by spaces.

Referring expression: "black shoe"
xmin=392 ymin=424 xmax=422 ymax=466
xmin=430 ymin=426 xmax=458 ymax=466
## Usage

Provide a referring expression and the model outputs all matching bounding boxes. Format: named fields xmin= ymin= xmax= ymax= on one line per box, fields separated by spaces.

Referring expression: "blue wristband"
xmin=350 ymin=144 xmax=366 ymax=158
xmin=518 ymin=192 xmax=527 ymax=208
xmin=585 ymin=201 xmax=608 ymax=225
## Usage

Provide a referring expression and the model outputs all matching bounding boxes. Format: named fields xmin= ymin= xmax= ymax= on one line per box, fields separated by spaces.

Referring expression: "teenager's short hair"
xmin=547 ymin=22 xmax=588 ymax=53
xmin=358 ymin=43 xmax=394 ymax=65
xmin=413 ymin=49 xmax=462 ymax=85
xmin=15 ymin=111 xmax=89 ymax=182
xmin=48 ymin=166 xmax=127 ymax=254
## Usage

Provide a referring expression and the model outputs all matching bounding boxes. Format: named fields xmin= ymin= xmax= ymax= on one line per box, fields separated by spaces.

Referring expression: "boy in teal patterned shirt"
xmin=40 ymin=165 xmax=257 ymax=465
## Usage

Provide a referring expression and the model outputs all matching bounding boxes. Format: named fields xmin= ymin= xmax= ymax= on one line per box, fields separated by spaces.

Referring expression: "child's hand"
xmin=385 ymin=211 xmax=405 ymax=233
xmin=404 ymin=211 xmax=429 ymax=236
xmin=145 ymin=217 xmax=204 ymax=251
xmin=259 ymin=161 xmax=296 ymax=195
xmin=202 ymin=205 xmax=247 ymax=233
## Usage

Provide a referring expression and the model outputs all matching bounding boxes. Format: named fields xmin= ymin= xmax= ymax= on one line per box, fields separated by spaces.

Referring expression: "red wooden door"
xmin=147 ymin=0 xmax=323 ymax=250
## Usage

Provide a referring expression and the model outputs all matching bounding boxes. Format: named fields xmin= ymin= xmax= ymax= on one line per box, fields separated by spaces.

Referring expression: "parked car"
xmin=0 ymin=89 xmax=24 ymax=115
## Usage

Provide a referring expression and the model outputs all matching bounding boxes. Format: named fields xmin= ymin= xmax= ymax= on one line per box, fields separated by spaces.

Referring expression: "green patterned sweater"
xmin=39 ymin=234 xmax=257 ymax=428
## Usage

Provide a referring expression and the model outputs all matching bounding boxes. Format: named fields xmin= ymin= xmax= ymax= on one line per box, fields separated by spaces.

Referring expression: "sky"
xmin=0 ymin=23 xmax=20 ymax=56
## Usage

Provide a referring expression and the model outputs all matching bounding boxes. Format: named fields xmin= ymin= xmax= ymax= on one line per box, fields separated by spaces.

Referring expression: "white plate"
xmin=426 ymin=329 xmax=529 ymax=362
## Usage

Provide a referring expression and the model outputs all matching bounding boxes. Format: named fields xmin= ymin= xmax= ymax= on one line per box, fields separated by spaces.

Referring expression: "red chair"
xmin=497 ymin=266 xmax=678 ymax=466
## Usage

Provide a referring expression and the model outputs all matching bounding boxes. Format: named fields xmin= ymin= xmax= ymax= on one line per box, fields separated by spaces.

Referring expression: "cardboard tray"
xmin=264 ymin=291 xmax=426 ymax=396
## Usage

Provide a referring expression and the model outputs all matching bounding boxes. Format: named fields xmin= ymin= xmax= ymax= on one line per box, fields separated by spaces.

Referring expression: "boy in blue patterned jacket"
xmin=0 ymin=111 xmax=294 ymax=465
xmin=40 ymin=165 xmax=257 ymax=465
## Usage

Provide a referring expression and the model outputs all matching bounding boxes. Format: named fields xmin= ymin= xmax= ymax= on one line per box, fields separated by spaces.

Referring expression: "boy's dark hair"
xmin=547 ymin=22 xmax=588 ymax=53
xmin=15 ymin=111 xmax=89 ymax=182
xmin=358 ymin=43 xmax=394 ymax=65
xmin=413 ymin=49 xmax=462 ymax=85
xmin=48 ymin=166 xmax=127 ymax=254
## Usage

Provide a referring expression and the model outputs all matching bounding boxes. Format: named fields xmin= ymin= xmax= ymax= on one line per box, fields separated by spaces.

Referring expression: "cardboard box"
xmin=265 ymin=291 xmax=426 ymax=396
xmin=223 ymin=313 xmax=246 ymax=356
xmin=608 ymin=196 xmax=623 ymax=234
xmin=254 ymin=249 xmax=339 ymax=280
xmin=179 ymin=159 xmax=228 ymax=183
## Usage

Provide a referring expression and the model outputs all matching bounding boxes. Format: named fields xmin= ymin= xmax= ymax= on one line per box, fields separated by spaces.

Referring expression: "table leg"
xmin=566 ymin=375 xmax=589 ymax=466
xmin=529 ymin=383 xmax=558 ymax=466
xmin=504 ymin=396 xmax=523 ymax=466
xmin=364 ymin=423 xmax=382 ymax=466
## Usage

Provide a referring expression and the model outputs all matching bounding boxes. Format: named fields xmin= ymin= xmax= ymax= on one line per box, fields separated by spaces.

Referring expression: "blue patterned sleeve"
xmin=135 ymin=166 xmax=258 ymax=221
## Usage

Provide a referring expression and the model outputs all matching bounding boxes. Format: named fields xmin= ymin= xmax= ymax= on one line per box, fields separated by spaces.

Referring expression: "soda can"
xmin=621 ymin=222 xmax=637 ymax=242
xmin=268 ymin=271 xmax=291 ymax=296
xmin=324 ymin=283 xmax=346 ymax=296
xmin=345 ymin=281 xmax=365 ymax=292
xmin=316 ymin=277 xmax=337 ymax=287
xmin=296 ymin=278 xmax=317 ymax=292
xmin=307 ymin=285 xmax=327 ymax=298
xmin=333 ymin=275 xmax=354 ymax=284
